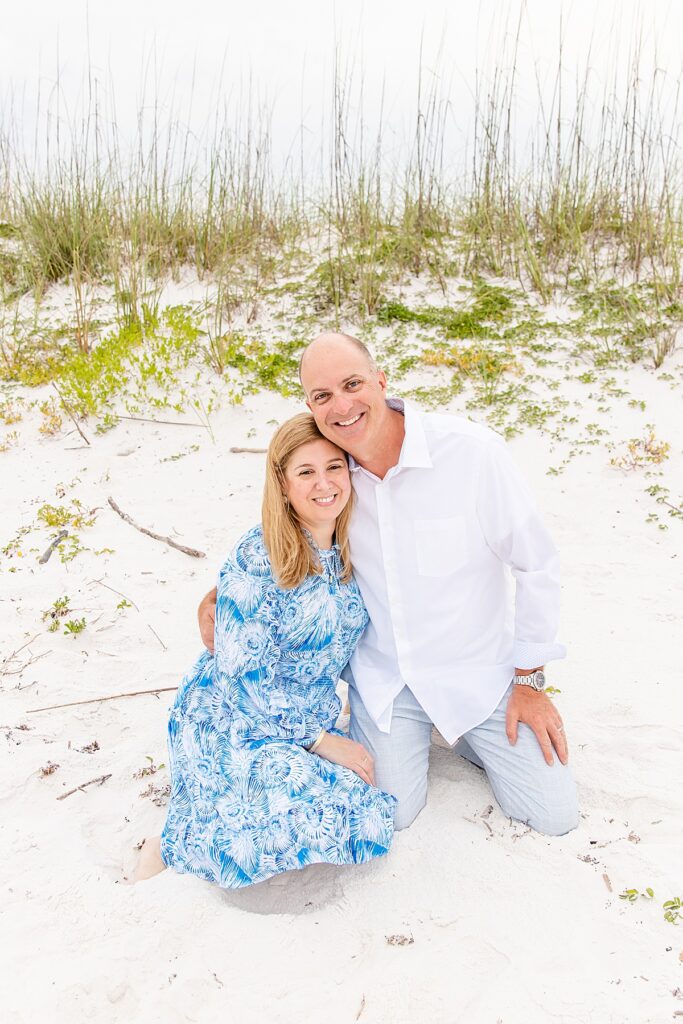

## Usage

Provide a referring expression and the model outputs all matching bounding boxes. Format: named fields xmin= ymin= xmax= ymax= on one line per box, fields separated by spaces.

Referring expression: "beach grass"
xmin=0 ymin=39 xmax=681 ymax=430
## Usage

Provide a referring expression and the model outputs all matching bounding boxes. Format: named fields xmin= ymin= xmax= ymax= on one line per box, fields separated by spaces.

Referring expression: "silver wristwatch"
xmin=513 ymin=669 xmax=546 ymax=692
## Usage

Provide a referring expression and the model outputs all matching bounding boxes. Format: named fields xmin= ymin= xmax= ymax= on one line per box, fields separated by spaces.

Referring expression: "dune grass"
xmin=0 ymin=37 xmax=681 ymax=389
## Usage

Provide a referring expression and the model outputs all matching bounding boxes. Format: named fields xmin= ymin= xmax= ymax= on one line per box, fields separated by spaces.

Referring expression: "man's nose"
xmin=330 ymin=392 xmax=355 ymax=417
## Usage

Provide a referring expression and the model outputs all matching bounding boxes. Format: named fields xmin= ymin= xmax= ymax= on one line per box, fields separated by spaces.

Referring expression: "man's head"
xmin=299 ymin=332 xmax=390 ymax=461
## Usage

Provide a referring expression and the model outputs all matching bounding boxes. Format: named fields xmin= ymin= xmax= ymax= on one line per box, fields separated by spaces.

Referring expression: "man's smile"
xmin=332 ymin=411 xmax=366 ymax=429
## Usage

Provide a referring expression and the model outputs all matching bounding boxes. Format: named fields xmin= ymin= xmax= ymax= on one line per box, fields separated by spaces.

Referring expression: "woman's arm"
xmin=198 ymin=587 xmax=217 ymax=653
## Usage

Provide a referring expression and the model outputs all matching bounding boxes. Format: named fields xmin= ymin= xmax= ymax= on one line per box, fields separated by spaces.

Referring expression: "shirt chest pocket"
xmin=414 ymin=516 xmax=468 ymax=577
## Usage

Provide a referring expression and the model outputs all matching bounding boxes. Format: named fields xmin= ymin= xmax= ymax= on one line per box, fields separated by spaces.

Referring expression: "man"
xmin=199 ymin=332 xmax=578 ymax=835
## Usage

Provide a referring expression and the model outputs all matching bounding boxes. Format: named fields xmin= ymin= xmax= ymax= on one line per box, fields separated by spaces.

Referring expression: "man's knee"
xmin=384 ymin=770 xmax=429 ymax=831
xmin=500 ymin=771 xmax=579 ymax=837
xmin=527 ymin=799 xmax=579 ymax=837
xmin=393 ymin=792 xmax=426 ymax=831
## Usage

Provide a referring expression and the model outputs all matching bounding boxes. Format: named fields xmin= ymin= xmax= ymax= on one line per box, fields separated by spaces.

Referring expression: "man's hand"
xmin=506 ymin=686 xmax=568 ymax=766
xmin=198 ymin=587 xmax=217 ymax=653
xmin=314 ymin=732 xmax=376 ymax=787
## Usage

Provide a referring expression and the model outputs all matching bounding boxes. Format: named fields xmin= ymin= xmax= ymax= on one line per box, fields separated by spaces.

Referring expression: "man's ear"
xmin=377 ymin=370 xmax=387 ymax=392
xmin=305 ymin=397 xmax=313 ymax=412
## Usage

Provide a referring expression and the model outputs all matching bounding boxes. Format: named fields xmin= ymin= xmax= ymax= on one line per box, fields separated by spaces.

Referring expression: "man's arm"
xmin=477 ymin=440 xmax=569 ymax=765
xmin=198 ymin=586 xmax=217 ymax=653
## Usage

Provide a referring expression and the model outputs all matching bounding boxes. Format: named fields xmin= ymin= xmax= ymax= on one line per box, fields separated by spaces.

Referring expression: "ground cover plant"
xmin=0 ymin=39 xmax=681 ymax=582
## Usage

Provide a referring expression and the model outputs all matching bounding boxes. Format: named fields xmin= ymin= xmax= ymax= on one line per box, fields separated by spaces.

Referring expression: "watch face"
xmin=534 ymin=670 xmax=546 ymax=690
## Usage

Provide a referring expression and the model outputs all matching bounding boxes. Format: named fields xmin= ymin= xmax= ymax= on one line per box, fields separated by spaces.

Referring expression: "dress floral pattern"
xmin=160 ymin=525 xmax=395 ymax=888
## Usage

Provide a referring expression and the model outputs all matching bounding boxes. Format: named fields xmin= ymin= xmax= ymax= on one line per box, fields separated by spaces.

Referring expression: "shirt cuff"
xmin=513 ymin=639 xmax=567 ymax=669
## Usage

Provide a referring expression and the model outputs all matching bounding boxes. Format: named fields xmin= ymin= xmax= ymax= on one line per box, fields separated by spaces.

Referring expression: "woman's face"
xmin=282 ymin=438 xmax=351 ymax=541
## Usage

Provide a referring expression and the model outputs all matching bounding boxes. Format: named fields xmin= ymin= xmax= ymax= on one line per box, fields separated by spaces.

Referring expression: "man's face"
xmin=301 ymin=342 xmax=388 ymax=458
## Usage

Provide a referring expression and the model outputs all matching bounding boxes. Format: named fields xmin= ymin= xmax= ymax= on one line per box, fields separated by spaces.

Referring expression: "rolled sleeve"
xmin=477 ymin=438 xmax=567 ymax=667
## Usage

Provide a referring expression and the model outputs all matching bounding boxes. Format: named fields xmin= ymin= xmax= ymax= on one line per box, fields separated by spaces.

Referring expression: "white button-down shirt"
xmin=346 ymin=399 xmax=566 ymax=745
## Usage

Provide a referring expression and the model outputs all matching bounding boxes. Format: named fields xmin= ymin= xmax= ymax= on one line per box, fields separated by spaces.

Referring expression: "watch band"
xmin=513 ymin=669 xmax=546 ymax=691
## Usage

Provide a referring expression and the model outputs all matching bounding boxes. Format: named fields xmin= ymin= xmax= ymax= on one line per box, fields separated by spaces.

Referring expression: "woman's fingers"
xmin=352 ymin=762 xmax=374 ymax=787
xmin=352 ymin=746 xmax=375 ymax=786
xmin=315 ymin=734 xmax=376 ymax=786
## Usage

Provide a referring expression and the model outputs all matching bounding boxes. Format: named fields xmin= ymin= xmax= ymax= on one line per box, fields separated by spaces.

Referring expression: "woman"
xmin=134 ymin=413 xmax=395 ymax=887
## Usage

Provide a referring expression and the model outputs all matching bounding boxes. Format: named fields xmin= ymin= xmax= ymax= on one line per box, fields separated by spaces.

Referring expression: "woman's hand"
xmin=314 ymin=732 xmax=376 ymax=787
xmin=198 ymin=587 xmax=217 ymax=653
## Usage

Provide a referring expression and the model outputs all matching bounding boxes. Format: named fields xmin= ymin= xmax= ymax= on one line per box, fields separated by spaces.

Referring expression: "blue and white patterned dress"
xmin=160 ymin=525 xmax=395 ymax=888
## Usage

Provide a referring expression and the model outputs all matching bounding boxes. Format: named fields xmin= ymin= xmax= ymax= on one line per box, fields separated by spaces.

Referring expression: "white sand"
xmin=1 ymin=280 xmax=682 ymax=1023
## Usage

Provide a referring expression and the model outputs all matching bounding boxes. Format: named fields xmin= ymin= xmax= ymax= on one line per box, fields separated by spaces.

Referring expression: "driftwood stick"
xmin=88 ymin=578 xmax=140 ymax=611
xmin=38 ymin=529 xmax=69 ymax=564
xmin=117 ymin=415 xmax=205 ymax=428
xmin=147 ymin=624 xmax=167 ymax=651
xmin=229 ymin=446 xmax=267 ymax=454
xmin=27 ymin=686 xmax=178 ymax=714
xmin=107 ymin=496 xmax=205 ymax=558
xmin=52 ymin=382 xmax=91 ymax=446
xmin=56 ymin=773 xmax=112 ymax=801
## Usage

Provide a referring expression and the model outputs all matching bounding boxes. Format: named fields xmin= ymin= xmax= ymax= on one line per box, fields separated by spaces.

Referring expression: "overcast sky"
xmin=1 ymin=0 xmax=681 ymax=170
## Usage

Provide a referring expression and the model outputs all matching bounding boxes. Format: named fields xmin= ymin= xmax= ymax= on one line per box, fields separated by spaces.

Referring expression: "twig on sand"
xmin=38 ymin=529 xmax=69 ymax=564
xmin=88 ymin=578 xmax=140 ymax=611
xmin=27 ymin=686 xmax=178 ymax=714
xmin=603 ymin=873 xmax=613 ymax=892
xmin=1 ymin=634 xmax=43 ymax=677
xmin=229 ymin=446 xmax=267 ymax=454
xmin=355 ymin=995 xmax=366 ymax=1021
xmin=1 ymin=651 xmax=50 ymax=676
xmin=56 ymin=773 xmax=112 ymax=801
xmin=52 ymin=382 xmax=90 ymax=446
xmin=107 ymin=496 xmax=205 ymax=558
xmin=117 ymin=414 xmax=205 ymax=428
xmin=147 ymin=624 xmax=167 ymax=650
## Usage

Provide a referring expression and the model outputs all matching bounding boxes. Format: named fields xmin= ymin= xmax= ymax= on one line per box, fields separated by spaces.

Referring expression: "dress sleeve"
xmin=214 ymin=550 xmax=325 ymax=747
xmin=476 ymin=438 xmax=566 ymax=668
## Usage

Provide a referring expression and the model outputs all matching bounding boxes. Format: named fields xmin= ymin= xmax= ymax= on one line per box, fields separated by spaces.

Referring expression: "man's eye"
xmin=312 ymin=393 xmax=329 ymax=403
xmin=347 ymin=380 xmax=361 ymax=389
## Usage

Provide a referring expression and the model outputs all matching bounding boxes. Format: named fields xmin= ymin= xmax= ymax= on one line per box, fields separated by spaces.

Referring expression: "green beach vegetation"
xmin=0 ymin=44 xmax=681 ymax=529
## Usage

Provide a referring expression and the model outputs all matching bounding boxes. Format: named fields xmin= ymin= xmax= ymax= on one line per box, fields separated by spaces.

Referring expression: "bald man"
xmin=198 ymin=333 xmax=579 ymax=835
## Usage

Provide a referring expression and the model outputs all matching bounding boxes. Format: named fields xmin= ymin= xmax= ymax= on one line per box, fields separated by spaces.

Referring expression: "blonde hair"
xmin=262 ymin=413 xmax=354 ymax=589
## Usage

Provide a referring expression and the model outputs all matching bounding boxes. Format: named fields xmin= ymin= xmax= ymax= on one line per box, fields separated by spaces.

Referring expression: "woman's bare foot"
xmin=130 ymin=836 xmax=167 ymax=882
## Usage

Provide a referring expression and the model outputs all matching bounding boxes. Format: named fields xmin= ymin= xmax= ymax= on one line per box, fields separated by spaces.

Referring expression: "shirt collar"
xmin=348 ymin=397 xmax=432 ymax=473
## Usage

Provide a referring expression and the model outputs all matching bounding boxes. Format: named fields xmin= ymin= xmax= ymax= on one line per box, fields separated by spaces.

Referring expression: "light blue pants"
xmin=349 ymin=683 xmax=579 ymax=835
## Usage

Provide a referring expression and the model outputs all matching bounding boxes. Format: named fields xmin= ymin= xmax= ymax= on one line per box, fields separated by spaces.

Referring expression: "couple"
xmin=135 ymin=332 xmax=578 ymax=887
